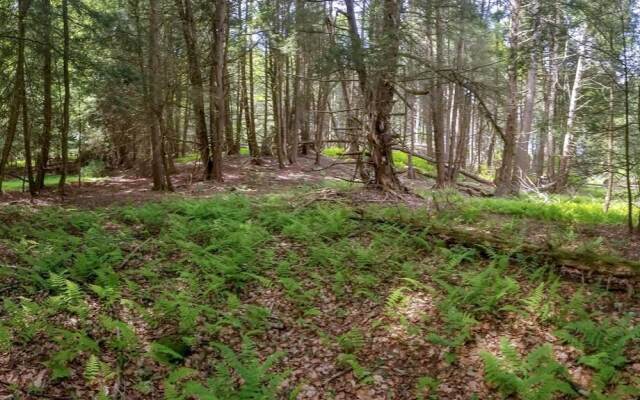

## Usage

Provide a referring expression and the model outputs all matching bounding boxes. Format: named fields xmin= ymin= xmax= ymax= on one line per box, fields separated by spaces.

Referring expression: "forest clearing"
xmin=1 ymin=0 xmax=640 ymax=398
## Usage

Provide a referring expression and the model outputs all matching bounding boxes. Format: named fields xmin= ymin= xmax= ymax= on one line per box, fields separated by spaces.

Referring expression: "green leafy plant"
xmin=481 ymin=339 xmax=576 ymax=399
xmin=416 ymin=375 xmax=439 ymax=400
xmin=165 ymin=338 xmax=286 ymax=399
xmin=337 ymin=328 xmax=365 ymax=353
xmin=555 ymin=317 xmax=640 ymax=391
xmin=336 ymin=353 xmax=373 ymax=384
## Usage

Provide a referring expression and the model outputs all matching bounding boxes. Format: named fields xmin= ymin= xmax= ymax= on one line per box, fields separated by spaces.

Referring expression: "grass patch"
xmin=2 ymin=175 xmax=101 ymax=192
xmin=463 ymin=195 xmax=628 ymax=225
xmin=175 ymin=153 xmax=199 ymax=164
xmin=391 ymin=150 xmax=435 ymax=174
xmin=322 ymin=146 xmax=435 ymax=174
xmin=322 ymin=146 xmax=345 ymax=157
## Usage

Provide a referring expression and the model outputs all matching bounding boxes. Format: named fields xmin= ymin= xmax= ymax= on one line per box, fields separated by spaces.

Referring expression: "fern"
xmin=555 ymin=317 xmax=640 ymax=391
xmin=336 ymin=353 xmax=373 ymax=384
xmin=0 ymin=324 xmax=10 ymax=351
xmin=48 ymin=272 xmax=84 ymax=305
xmin=386 ymin=287 xmax=408 ymax=310
xmin=522 ymin=282 xmax=553 ymax=322
xmin=481 ymin=339 xmax=576 ymax=400
xmin=83 ymin=354 xmax=111 ymax=382
xmin=415 ymin=375 xmax=439 ymax=400
xmin=337 ymin=328 xmax=365 ymax=354
xmin=460 ymin=258 xmax=519 ymax=314
xmin=427 ymin=304 xmax=476 ymax=349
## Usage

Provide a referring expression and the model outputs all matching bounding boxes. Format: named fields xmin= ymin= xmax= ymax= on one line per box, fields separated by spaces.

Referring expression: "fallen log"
xmin=411 ymin=170 xmax=493 ymax=197
xmin=352 ymin=211 xmax=640 ymax=282
xmin=392 ymin=146 xmax=495 ymax=187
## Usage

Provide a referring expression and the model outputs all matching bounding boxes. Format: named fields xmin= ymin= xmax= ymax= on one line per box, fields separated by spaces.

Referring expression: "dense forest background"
xmin=3 ymin=1 xmax=640 ymax=398
xmin=0 ymin=0 xmax=639 ymax=214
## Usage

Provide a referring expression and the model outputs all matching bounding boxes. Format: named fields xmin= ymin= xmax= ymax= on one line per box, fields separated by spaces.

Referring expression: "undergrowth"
xmin=0 ymin=193 xmax=638 ymax=399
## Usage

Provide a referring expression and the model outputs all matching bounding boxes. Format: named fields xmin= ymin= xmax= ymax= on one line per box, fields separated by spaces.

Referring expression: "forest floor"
xmin=0 ymin=155 xmax=639 ymax=399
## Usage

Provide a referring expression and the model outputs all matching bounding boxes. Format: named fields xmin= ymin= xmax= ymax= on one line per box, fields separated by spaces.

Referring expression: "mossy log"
xmin=354 ymin=212 xmax=640 ymax=282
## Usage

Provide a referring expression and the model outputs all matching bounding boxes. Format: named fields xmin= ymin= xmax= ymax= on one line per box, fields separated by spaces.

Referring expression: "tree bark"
xmin=241 ymin=0 xmax=259 ymax=162
xmin=59 ymin=0 xmax=70 ymax=193
xmin=36 ymin=0 xmax=52 ymax=190
xmin=495 ymin=0 xmax=521 ymax=196
xmin=345 ymin=0 xmax=404 ymax=192
xmin=430 ymin=4 xmax=447 ymax=187
xmin=514 ymin=3 xmax=540 ymax=187
xmin=21 ymin=64 xmax=34 ymax=196
xmin=556 ymin=27 xmax=587 ymax=191
xmin=0 ymin=0 xmax=31 ymax=193
xmin=604 ymin=87 xmax=615 ymax=213
xmin=210 ymin=0 xmax=226 ymax=181
xmin=148 ymin=0 xmax=172 ymax=191
xmin=175 ymin=0 xmax=212 ymax=178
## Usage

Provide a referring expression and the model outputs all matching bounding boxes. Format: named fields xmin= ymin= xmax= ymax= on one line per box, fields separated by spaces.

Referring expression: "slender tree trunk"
xmin=261 ymin=46 xmax=272 ymax=157
xmin=0 ymin=0 xmax=30 ymax=193
xmin=495 ymin=0 xmax=520 ymax=196
xmin=536 ymin=38 xmax=557 ymax=178
xmin=223 ymin=14 xmax=236 ymax=155
xmin=315 ymin=81 xmax=330 ymax=165
xmin=248 ymin=5 xmax=258 ymax=157
xmin=59 ymin=0 xmax=70 ymax=193
xmin=513 ymin=1 xmax=540 ymax=187
xmin=556 ymin=27 xmax=587 ymax=191
xmin=637 ymin=84 xmax=640 ymax=231
xmin=270 ymin=49 xmax=286 ymax=168
xmin=241 ymin=1 xmax=259 ymax=162
xmin=36 ymin=0 xmax=52 ymax=190
xmin=21 ymin=68 xmax=34 ymax=195
xmin=175 ymin=0 xmax=212 ymax=178
xmin=621 ymin=16 xmax=633 ymax=232
xmin=604 ymin=87 xmax=615 ymax=213
xmin=406 ymin=95 xmax=417 ymax=179
xmin=431 ymin=4 xmax=447 ymax=187
xmin=451 ymin=94 xmax=471 ymax=181
xmin=210 ymin=0 xmax=226 ymax=181
xmin=181 ymin=94 xmax=190 ymax=157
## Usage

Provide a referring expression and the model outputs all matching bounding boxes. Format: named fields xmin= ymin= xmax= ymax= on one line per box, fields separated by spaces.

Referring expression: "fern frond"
xmin=84 ymin=354 xmax=101 ymax=382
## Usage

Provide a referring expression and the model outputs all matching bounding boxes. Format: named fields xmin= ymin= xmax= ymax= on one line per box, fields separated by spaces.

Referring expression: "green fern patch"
xmin=481 ymin=339 xmax=576 ymax=399
xmin=1 ymin=193 xmax=639 ymax=398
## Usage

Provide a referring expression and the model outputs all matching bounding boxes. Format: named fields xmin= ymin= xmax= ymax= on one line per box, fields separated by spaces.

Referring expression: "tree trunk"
xmin=148 ymin=0 xmax=172 ymax=191
xmin=604 ymin=87 xmax=615 ymax=213
xmin=431 ymin=4 xmax=447 ymax=187
xmin=21 ymin=64 xmax=34 ymax=196
xmin=59 ymin=0 xmax=70 ymax=193
xmin=345 ymin=0 xmax=404 ymax=192
xmin=556 ymin=27 xmax=587 ymax=191
xmin=268 ymin=43 xmax=286 ymax=168
xmin=241 ymin=0 xmax=259 ymax=162
xmin=210 ymin=0 xmax=226 ymax=181
xmin=36 ymin=0 xmax=52 ymax=190
xmin=223 ymin=14 xmax=236 ymax=156
xmin=175 ymin=0 xmax=212 ymax=178
xmin=0 ymin=0 xmax=30 ymax=193
xmin=495 ymin=0 xmax=520 ymax=196
xmin=181 ymin=94 xmax=190 ymax=157
xmin=513 ymin=1 xmax=540 ymax=187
